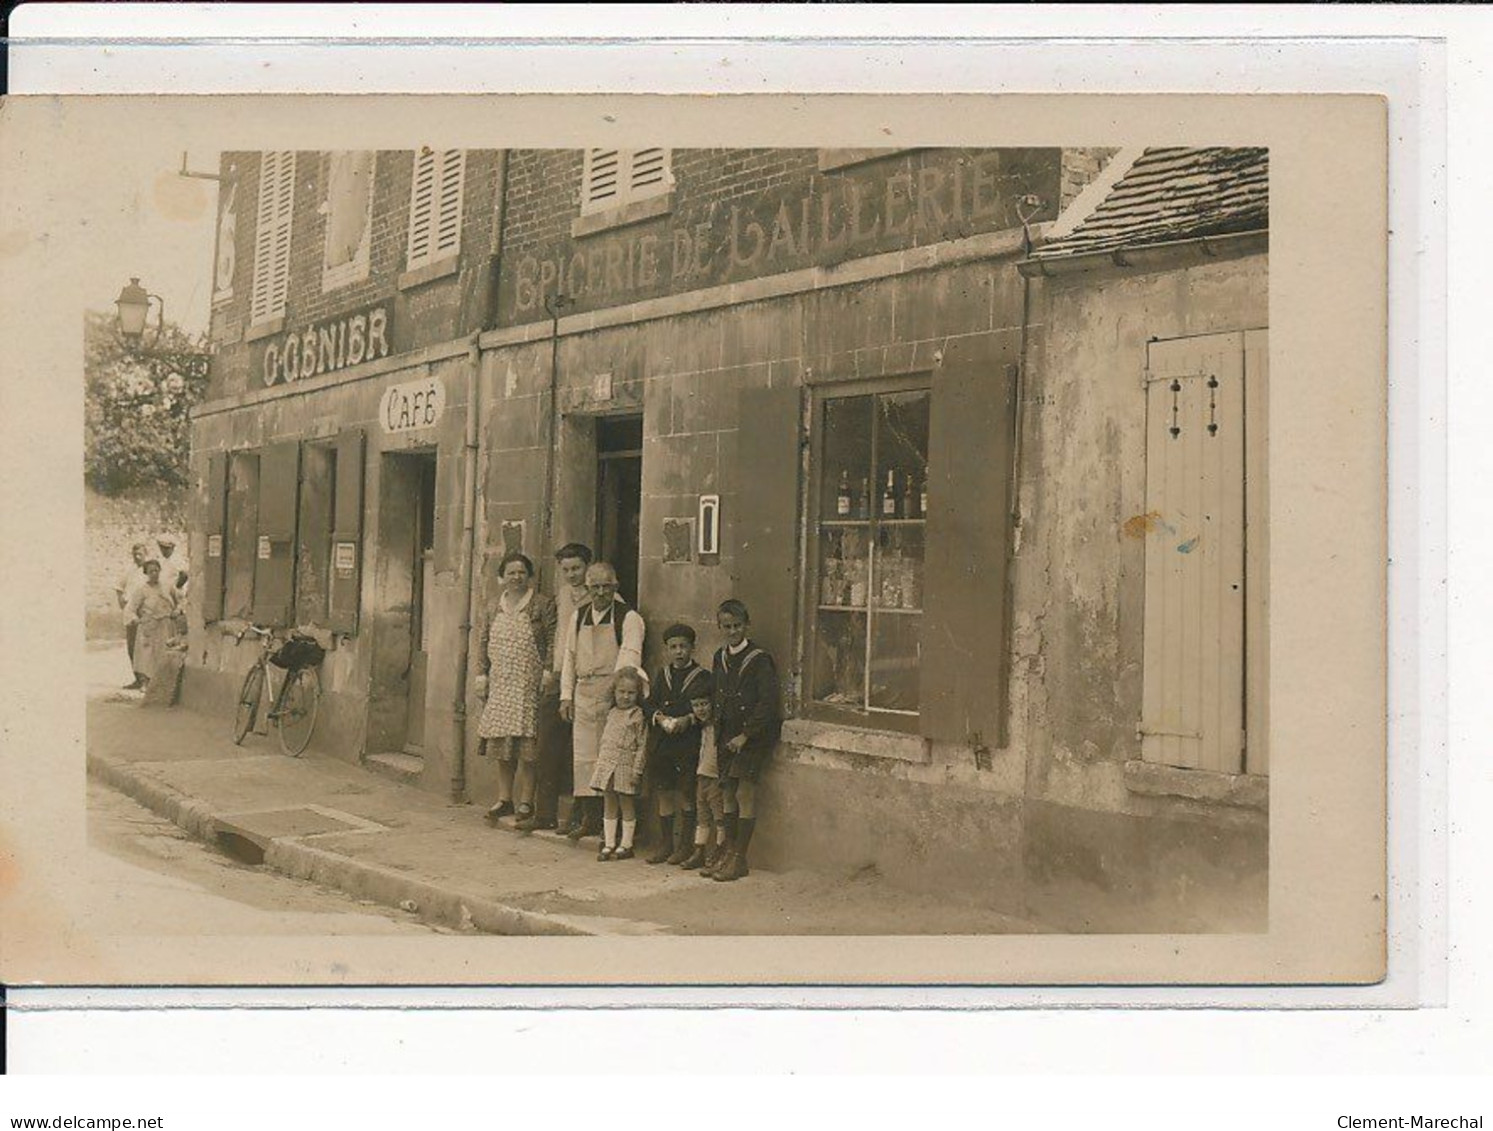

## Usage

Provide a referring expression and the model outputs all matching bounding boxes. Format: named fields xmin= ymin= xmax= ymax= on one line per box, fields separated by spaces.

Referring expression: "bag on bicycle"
xmin=270 ymin=635 xmax=326 ymax=671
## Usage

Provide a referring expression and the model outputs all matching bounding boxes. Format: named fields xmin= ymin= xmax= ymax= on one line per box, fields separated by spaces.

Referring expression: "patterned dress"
xmin=478 ymin=592 xmax=543 ymax=740
xmin=589 ymin=706 xmax=648 ymax=795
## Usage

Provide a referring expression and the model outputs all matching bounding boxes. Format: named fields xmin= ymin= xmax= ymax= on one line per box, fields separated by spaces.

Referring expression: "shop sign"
xmin=381 ymin=374 xmax=446 ymax=434
xmin=259 ymin=304 xmax=392 ymax=388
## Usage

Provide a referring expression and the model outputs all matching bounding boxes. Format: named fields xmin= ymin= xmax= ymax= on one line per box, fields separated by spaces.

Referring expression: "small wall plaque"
xmin=207 ymin=534 xmax=223 ymax=559
xmin=698 ymin=494 xmax=721 ymax=558
xmin=662 ymin=518 xmax=695 ymax=565
xmin=256 ymin=535 xmax=272 ymax=561
xmin=334 ymin=541 xmax=357 ymax=578
xmin=500 ymin=520 xmax=526 ymax=555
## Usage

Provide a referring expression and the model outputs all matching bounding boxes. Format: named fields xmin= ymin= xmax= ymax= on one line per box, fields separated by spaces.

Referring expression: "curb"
xmin=86 ymin=750 xmax=600 ymax=938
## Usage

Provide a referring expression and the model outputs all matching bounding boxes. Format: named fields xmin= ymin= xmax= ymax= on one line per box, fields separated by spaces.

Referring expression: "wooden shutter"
xmin=408 ymin=148 xmax=465 ymax=269
xmin=583 ymin=149 xmax=623 ymax=213
xmin=919 ymin=332 xmax=1020 ymax=747
xmin=253 ymin=440 xmax=301 ymax=627
xmin=250 ymin=151 xmax=295 ymax=325
xmin=628 ymin=148 xmax=670 ymax=197
xmin=1140 ymin=332 xmax=1246 ymax=773
xmin=201 ymin=452 xmax=229 ymax=622
xmin=733 ymin=383 xmax=803 ymax=695
xmin=329 ymin=428 xmax=366 ymax=635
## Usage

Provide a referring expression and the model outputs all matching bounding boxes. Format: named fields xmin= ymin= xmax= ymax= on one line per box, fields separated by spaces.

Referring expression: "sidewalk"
xmin=85 ymin=645 xmax=1045 ymax=937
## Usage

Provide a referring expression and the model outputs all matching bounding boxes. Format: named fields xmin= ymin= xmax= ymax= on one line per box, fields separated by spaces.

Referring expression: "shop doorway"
xmin=368 ymin=449 xmax=437 ymax=766
xmin=595 ymin=415 xmax=642 ymax=607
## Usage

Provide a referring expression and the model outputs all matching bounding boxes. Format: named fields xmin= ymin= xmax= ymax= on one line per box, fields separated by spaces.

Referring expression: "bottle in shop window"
xmin=856 ymin=478 xmax=871 ymax=520
xmin=901 ymin=473 xmax=917 ymax=519
xmin=836 ymin=470 xmax=852 ymax=517
xmin=881 ymin=470 xmax=898 ymax=518
xmin=920 ymin=476 xmax=929 ymax=519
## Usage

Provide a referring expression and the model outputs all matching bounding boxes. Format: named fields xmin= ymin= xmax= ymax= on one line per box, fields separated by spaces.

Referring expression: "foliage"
xmin=83 ymin=309 xmax=211 ymax=495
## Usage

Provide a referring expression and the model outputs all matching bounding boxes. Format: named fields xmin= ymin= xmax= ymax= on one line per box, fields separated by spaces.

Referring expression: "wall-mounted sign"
xmin=592 ymin=371 xmax=614 ymax=402
xmin=258 ymin=304 xmax=392 ymax=388
xmin=207 ymin=534 xmax=223 ymax=559
xmin=662 ymin=518 xmax=694 ymax=565
xmin=381 ymin=375 xmax=446 ymax=434
xmin=500 ymin=520 xmax=526 ymax=555
xmin=698 ymin=494 xmax=721 ymax=558
xmin=333 ymin=541 xmax=357 ymax=579
xmin=256 ymin=535 xmax=272 ymax=561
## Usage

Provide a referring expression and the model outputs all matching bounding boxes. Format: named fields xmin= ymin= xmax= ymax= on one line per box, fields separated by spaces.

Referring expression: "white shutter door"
xmin=407 ymin=147 xmax=437 ymax=268
xmin=434 ymin=149 xmax=465 ymax=258
xmin=583 ymin=149 xmax=622 ymax=213
xmin=250 ymin=151 xmax=295 ymax=325
xmin=1141 ymin=332 xmax=1246 ymax=773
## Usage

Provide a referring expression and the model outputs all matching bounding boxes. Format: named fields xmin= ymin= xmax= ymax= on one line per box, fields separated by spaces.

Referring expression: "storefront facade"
xmin=186 ymin=144 xmax=1268 ymax=931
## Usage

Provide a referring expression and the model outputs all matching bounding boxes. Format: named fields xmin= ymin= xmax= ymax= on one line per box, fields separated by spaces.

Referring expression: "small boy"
xmin=645 ymin=624 xmax=711 ymax=865
xmin=680 ymin=689 xmax=726 ymax=871
xmin=705 ymin=599 xmax=782 ymax=882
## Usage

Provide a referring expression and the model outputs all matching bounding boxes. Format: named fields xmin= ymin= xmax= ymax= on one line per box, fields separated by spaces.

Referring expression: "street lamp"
xmin=112 ymin=276 xmax=209 ymax=378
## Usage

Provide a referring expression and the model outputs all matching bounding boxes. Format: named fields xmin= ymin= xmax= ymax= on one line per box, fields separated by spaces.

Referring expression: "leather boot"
xmin=713 ymin=818 xmax=755 ymax=882
xmin=701 ymin=813 xmax=737 ymax=878
xmin=666 ymin=812 xmax=696 ymax=865
xmin=680 ymin=842 xmax=709 ymax=870
xmin=646 ymin=815 xmax=675 ymax=864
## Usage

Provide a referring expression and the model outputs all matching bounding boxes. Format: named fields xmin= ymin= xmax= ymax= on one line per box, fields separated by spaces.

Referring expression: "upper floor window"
xmin=322 ymin=151 xmax=375 ymax=291
xmin=250 ymin=151 xmax=296 ymax=327
xmin=406 ymin=148 xmax=466 ymax=271
xmin=581 ymin=148 xmax=673 ymax=216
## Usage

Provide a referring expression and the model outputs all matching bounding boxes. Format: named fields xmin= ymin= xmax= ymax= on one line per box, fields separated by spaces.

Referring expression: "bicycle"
xmin=231 ymin=624 xmax=323 ymax=756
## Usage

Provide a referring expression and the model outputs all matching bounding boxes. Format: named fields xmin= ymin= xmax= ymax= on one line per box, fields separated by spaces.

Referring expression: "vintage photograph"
xmin=81 ymin=139 xmax=1274 ymax=942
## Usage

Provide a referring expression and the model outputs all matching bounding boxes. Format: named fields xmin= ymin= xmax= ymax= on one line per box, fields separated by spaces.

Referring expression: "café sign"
xmin=260 ymin=304 xmax=392 ymax=387
xmin=381 ymin=374 xmax=446 ymax=435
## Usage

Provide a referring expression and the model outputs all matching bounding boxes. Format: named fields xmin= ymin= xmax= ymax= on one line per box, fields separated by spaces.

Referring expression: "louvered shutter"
xmin=250 ymin=151 xmax=296 ymax=325
xmin=407 ymin=148 xmax=465 ymax=270
xmin=628 ymin=148 xmax=670 ymax=197
xmin=583 ymin=149 xmax=622 ymax=213
xmin=1140 ymin=333 xmax=1246 ymax=774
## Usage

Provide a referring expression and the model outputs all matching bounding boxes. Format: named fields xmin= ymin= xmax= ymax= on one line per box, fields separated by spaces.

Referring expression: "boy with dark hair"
xmin=644 ymin=624 xmax=711 ymax=865
xmin=706 ymin=599 xmax=782 ymax=882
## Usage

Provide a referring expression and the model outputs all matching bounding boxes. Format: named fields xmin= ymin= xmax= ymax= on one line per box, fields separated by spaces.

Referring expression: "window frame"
xmin=799 ymin=372 xmax=934 ymax=737
xmin=321 ymin=150 xmax=377 ymax=293
xmin=405 ymin=147 xmax=467 ymax=274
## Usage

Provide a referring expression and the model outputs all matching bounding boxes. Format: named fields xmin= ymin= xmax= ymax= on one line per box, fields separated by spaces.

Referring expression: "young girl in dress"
xmin=589 ymin=667 xmax=649 ymax=861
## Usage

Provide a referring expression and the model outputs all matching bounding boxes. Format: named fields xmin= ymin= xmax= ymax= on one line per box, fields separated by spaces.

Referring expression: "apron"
xmin=571 ymin=611 xmax=622 ymax=797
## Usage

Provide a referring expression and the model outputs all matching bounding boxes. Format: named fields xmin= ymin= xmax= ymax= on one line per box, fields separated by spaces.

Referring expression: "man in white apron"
xmin=559 ymin=561 xmax=645 ymax=840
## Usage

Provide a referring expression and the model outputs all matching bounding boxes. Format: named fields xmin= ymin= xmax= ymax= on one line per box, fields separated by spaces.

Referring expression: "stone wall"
xmin=85 ymin=486 xmax=187 ymax=639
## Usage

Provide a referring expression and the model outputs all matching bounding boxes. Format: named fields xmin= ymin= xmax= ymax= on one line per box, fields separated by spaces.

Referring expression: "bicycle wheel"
xmin=233 ymin=664 xmax=264 ymax=745
xmin=276 ymin=667 xmax=319 ymax=757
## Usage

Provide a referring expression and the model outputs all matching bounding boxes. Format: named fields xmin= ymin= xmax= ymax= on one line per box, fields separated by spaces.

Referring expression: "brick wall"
xmin=208 ymin=149 xmax=504 ymax=400
xmin=1059 ymin=147 xmax=1120 ymax=211
xmin=85 ymin=486 xmax=187 ymax=638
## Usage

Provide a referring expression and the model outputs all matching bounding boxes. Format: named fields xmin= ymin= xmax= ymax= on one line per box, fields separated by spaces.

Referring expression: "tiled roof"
xmin=1030 ymin=146 xmax=1268 ymax=261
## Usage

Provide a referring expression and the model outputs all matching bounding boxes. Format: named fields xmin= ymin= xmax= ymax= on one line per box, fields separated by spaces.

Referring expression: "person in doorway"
xmin=474 ymin=551 xmax=558 ymax=829
xmin=155 ymin=534 xmax=189 ymax=595
xmin=589 ymin=667 xmax=649 ymax=861
xmin=680 ymin=687 xmax=726 ymax=871
xmin=559 ymin=560 xmax=645 ymax=842
xmin=705 ymin=599 xmax=782 ymax=882
xmin=115 ymin=542 xmax=149 ymax=689
xmin=542 ymin=543 xmax=593 ymax=833
xmin=644 ymin=624 xmax=709 ymax=865
xmin=128 ymin=560 xmax=179 ymax=691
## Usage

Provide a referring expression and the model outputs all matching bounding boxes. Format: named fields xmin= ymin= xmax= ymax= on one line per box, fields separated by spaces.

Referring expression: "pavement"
xmin=86 ymin=641 xmax=1045 ymax=937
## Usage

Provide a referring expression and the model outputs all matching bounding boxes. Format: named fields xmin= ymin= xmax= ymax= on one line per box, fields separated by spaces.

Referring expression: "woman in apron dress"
xmin=129 ymin=560 xmax=178 ymax=690
xmin=559 ymin=561 xmax=645 ymax=840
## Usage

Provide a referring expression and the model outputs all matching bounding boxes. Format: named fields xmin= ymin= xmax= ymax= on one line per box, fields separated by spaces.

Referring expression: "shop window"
xmin=295 ymin=443 xmax=337 ymax=625
xmin=322 ymin=151 xmax=375 ymax=291
xmin=581 ymin=148 xmax=673 ymax=216
xmin=250 ymin=151 xmax=296 ymax=327
xmin=808 ymin=385 xmax=931 ymax=724
xmin=406 ymin=148 xmax=466 ymax=272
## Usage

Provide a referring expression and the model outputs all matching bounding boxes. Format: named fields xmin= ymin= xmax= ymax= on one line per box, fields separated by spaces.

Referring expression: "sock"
xmin=695 ymin=824 xmax=709 ymax=846
xmin=620 ymin=820 xmax=636 ymax=849
xmin=604 ymin=817 xmax=618 ymax=849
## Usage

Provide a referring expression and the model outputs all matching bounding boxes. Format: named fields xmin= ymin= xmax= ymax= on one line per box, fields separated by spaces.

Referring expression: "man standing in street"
xmin=115 ymin=542 xmax=149 ymax=690
xmin=155 ymin=534 xmax=189 ymax=595
xmin=559 ymin=561 xmax=645 ymax=841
